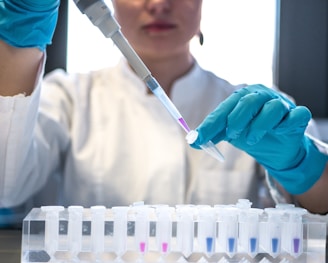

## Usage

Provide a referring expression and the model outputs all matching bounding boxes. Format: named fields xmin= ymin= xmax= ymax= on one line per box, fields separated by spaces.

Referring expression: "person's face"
xmin=112 ymin=0 xmax=202 ymax=59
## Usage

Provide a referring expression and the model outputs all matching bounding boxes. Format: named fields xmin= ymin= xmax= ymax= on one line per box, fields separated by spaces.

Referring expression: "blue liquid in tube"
xmin=250 ymin=237 xmax=257 ymax=253
xmin=206 ymin=237 xmax=214 ymax=253
xmin=271 ymin=238 xmax=279 ymax=253
xmin=228 ymin=237 xmax=236 ymax=253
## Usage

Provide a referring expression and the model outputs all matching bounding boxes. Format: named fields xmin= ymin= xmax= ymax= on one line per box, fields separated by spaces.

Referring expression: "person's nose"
xmin=146 ymin=0 xmax=171 ymax=14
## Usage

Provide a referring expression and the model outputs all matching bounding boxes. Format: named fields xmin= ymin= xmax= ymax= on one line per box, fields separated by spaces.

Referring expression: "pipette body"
xmin=73 ymin=0 xmax=224 ymax=162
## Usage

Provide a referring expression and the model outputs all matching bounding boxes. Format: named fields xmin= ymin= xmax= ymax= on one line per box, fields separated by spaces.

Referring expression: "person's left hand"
xmin=191 ymin=84 xmax=327 ymax=194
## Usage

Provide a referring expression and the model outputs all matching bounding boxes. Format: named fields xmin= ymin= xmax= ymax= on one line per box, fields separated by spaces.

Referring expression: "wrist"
xmin=266 ymin=136 xmax=328 ymax=194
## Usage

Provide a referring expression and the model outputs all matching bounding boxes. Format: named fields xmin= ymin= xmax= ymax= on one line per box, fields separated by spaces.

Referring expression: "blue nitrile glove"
xmin=0 ymin=0 xmax=60 ymax=51
xmin=191 ymin=84 xmax=328 ymax=195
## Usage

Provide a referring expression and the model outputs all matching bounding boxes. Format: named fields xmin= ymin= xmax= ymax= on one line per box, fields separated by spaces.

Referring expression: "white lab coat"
xmin=0 ymin=58 xmax=276 ymax=224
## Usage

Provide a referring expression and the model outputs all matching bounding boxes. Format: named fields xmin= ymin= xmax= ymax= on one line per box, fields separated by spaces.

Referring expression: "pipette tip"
xmin=186 ymin=130 xmax=225 ymax=162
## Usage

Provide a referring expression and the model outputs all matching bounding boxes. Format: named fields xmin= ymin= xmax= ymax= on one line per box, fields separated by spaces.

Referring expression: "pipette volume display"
xmin=73 ymin=0 xmax=224 ymax=162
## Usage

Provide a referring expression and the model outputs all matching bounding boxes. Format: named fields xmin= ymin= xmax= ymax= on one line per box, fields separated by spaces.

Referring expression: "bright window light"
xmin=67 ymin=0 xmax=276 ymax=87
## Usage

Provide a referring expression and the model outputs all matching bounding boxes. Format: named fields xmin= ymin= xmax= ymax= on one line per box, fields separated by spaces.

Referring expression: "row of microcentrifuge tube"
xmin=29 ymin=199 xmax=310 ymax=260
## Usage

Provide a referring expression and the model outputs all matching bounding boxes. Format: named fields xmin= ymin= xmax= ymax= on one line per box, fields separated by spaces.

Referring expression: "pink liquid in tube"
xmin=162 ymin=242 xmax=168 ymax=253
xmin=139 ymin=242 xmax=146 ymax=253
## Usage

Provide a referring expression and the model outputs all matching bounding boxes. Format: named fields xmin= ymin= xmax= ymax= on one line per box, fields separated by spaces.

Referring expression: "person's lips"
xmin=142 ymin=21 xmax=176 ymax=32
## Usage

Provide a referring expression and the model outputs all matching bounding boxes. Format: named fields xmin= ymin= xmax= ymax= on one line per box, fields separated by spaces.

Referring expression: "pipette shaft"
xmin=73 ymin=0 xmax=224 ymax=161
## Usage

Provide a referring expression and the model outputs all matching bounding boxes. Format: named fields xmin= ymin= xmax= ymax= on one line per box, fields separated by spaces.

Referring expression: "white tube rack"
xmin=21 ymin=200 xmax=326 ymax=263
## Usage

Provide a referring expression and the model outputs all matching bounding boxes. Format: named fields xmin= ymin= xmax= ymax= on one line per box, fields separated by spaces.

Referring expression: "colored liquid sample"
xmin=250 ymin=237 xmax=257 ymax=253
xmin=206 ymin=237 xmax=213 ymax=253
xmin=271 ymin=238 xmax=279 ymax=253
xmin=139 ymin=242 xmax=146 ymax=253
xmin=178 ymin=118 xmax=190 ymax=133
xmin=162 ymin=242 xmax=168 ymax=253
xmin=293 ymin=238 xmax=300 ymax=253
xmin=228 ymin=237 xmax=235 ymax=253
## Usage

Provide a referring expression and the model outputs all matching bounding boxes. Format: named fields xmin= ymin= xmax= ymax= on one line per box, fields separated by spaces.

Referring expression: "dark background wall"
xmin=275 ymin=0 xmax=328 ymax=118
xmin=45 ymin=0 xmax=68 ymax=74
xmin=47 ymin=0 xmax=328 ymax=118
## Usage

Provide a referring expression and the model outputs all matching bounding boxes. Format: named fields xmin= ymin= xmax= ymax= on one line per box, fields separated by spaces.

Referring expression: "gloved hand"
xmin=0 ymin=0 xmax=60 ymax=51
xmin=191 ymin=84 xmax=328 ymax=194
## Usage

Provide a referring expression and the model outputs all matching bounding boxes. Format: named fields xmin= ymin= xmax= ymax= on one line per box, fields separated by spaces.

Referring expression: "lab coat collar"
xmin=172 ymin=59 xmax=203 ymax=89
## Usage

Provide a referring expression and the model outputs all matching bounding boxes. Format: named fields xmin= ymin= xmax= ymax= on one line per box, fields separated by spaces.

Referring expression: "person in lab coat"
xmin=0 ymin=0 xmax=327 ymax=227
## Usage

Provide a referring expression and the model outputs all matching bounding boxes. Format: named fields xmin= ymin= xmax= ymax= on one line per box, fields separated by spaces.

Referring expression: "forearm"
xmin=0 ymin=40 xmax=43 ymax=96
xmin=296 ymin=163 xmax=328 ymax=214
xmin=0 ymin=0 xmax=59 ymax=96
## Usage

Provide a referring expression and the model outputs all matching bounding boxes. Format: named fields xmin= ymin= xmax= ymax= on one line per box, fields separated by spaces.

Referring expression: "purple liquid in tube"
xmin=178 ymin=118 xmax=190 ymax=133
xmin=293 ymin=238 xmax=300 ymax=253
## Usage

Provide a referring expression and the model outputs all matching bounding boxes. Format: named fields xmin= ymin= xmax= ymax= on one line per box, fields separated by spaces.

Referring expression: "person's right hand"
xmin=0 ymin=0 xmax=60 ymax=51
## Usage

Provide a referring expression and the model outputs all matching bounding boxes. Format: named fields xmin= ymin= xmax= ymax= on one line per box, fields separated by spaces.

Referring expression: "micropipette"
xmin=73 ymin=0 xmax=224 ymax=162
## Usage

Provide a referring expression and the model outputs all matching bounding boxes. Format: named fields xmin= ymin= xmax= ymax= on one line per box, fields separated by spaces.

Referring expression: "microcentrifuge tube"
xmin=176 ymin=205 xmax=195 ymax=257
xmin=216 ymin=206 xmax=239 ymax=257
xmin=236 ymin=199 xmax=253 ymax=210
xmin=41 ymin=206 xmax=65 ymax=259
xmin=155 ymin=206 xmax=174 ymax=255
xmin=275 ymin=203 xmax=295 ymax=210
xmin=134 ymin=206 xmax=152 ymax=255
xmin=186 ymin=130 xmax=224 ymax=162
xmin=238 ymin=208 xmax=263 ymax=258
xmin=263 ymin=208 xmax=284 ymax=258
xmin=112 ymin=206 xmax=129 ymax=257
xmin=282 ymin=207 xmax=307 ymax=258
xmin=197 ymin=207 xmax=217 ymax=257
xmin=68 ymin=206 xmax=84 ymax=256
xmin=91 ymin=206 xmax=106 ymax=255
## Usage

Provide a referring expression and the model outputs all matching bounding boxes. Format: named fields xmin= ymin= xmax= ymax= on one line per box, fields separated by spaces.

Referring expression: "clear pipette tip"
xmin=186 ymin=130 xmax=225 ymax=162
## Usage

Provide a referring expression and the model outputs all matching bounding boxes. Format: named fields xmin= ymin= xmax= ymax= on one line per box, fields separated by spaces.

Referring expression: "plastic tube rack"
xmin=21 ymin=200 xmax=326 ymax=263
